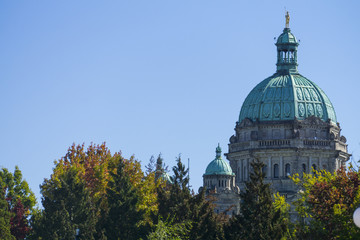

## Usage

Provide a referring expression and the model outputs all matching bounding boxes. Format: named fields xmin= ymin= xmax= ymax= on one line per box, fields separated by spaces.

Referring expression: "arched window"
xmin=285 ymin=163 xmax=291 ymax=177
xmin=262 ymin=165 xmax=267 ymax=177
xmin=302 ymin=164 xmax=306 ymax=173
xmin=312 ymin=164 xmax=317 ymax=174
xmin=274 ymin=164 xmax=279 ymax=178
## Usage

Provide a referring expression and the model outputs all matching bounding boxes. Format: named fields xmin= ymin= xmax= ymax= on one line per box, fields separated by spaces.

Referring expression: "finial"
xmin=285 ymin=11 xmax=290 ymax=28
xmin=216 ymin=143 xmax=222 ymax=158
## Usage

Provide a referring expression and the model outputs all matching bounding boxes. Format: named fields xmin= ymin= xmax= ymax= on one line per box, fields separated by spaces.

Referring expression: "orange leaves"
xmin=43 ymin=143 xmax=159 ymax=224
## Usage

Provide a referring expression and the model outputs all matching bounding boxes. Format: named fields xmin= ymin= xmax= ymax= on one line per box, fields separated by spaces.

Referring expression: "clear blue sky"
xmin=1 ymin=1 xmax=359 ymax=203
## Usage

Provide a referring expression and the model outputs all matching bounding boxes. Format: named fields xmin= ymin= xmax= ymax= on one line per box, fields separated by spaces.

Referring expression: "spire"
xmin=215 ymin=143 xmax=222 ymax=158
xmin=275 ymin=12 xmax=299 ymax=74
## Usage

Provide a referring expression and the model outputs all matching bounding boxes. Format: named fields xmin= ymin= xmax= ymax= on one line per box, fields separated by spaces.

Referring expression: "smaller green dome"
xmin=204 ymin=144 xmax=234 ymax=176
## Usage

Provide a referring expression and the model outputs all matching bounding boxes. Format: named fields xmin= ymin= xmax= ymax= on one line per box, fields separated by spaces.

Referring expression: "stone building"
xmin=202 ymin=144 xmax=240 ymax=215
xmin=203 ymin=15 xmax=350 ymax=213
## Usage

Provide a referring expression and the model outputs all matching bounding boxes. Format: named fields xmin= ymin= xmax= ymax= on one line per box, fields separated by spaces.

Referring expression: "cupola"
xmin=237 ymin=12 xmax=337 ymax=124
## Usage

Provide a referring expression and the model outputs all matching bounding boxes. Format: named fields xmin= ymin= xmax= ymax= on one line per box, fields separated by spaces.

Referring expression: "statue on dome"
xmin=285 ymin=11 xmax=290 ymax=28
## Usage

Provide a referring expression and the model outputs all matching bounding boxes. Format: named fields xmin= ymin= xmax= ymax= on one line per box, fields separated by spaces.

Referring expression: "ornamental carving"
xmin=302 ymin=115 xmax=328 ymax=126
xmin=310 ymin=89 xmax=318 ymax=101
xmin=274 ymin=103 xmax=281 ymax=117
xmin=263 ymin=104 xmax=271 ymax=118
xmin=284 ymin=103 xmax=291 ymax=117
xmin=283 ymin=88 xmax=291 ymax=100
xmin=298 ymin=103 xmax=305 ymax=117
xmin=304 ymin=88 xmax=310 ymax=100
xmin=296 ymin=88 xmax=303 ymax=100
xmin=230 ymin=135 xmax=237 ymax=144
xmin=266 ymin=88 xmax=274 ymax=100
xmin=307 ymin=103 xmax=314 ymax=116
xmin=316 ymin=104 xmax=323 ymax=117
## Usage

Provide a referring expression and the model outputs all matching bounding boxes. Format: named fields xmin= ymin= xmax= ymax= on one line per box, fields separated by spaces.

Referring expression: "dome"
xmin=204 ymin=145 xmax=234 ymax=176
xmin=276 ymin=28 xmax=298 ymax=45
xmin=238 ymin=25 xmax=337 ymax=124
xmin=238 ymin=73 xmax=337 ymax=123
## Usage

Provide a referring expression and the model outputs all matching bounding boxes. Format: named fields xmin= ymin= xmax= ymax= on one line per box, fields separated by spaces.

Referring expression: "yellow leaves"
xmin=44 ymin=143 xmax=163 ymax=227
xmin=273 ymin=192 xmax=290 ymax=213
xmin=333 ymin=203 xmax=346 ymax=216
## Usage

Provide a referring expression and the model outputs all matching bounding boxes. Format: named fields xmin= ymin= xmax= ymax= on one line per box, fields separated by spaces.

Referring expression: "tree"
xmin=147 ymin=219 xmax=191 ymax=240
xmin=157 ymin=155 xmax=225 ymax=240
xmin=103 ymin=156 xmax=145 ymax=240
xmin=226 ymin=159 xmax=288 ymax=240
xmin=187 ymin=188 xmax=225 ymax=240
xmin=39 ymin=143 xmax=159 ymax=234
xmin=34 ymin=167 xmax=97 ymax=240
xmin=0 ymin=166 xmax=36 ymax=239
xmin=10 ymin=199 xmax=29 ymax=239
xmin=0 ymin=187 xmax=15 ymax=240
xmin=157 ymin=155 xmax=191 ymax=222
xmin=292 ymin=167 xmax=360 ymax=240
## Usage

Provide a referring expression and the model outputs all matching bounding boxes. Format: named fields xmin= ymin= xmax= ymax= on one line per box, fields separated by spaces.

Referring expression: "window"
xmin=274 ymin=164 xmax=279 ymax=178
xmin=312 ymin=164 xmax=317 ymax=174
xmin=262 ymin=165 xmax=267 ymax=177
xmin=285 ymin=164 xmax=291 ymax=177
xmin=302 ymin=164 xmax=306 ymax=173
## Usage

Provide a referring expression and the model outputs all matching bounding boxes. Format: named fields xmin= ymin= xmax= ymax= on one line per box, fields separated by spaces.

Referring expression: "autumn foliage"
xmin=292 ymin=167 xmax=360 ymax=239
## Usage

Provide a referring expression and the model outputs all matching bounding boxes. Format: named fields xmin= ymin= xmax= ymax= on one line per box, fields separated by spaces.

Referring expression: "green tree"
xmin=37 ymin=143 xmax=159 ymax=236
xmin=226 ymin=159 xmax=288 ymax=240
xmin=157 ymin=155 xmax=225 ymax=240
xmin=147 ymin=219 xmax=191 ymax=240
xmin=292 ymin=167 xmax=360 ymax=240
xmin=103 ymin=156 xmax=145 ymax=240
xmin=187 ymin=188 xmax=225 ymax=240
xmin=33 ymin=167 xmax=97 ymax=240
xmin=0 ymin=166 xmax=36 ymax=239
xmin=157 ymin=155 xmax=191 ymax=222
xmin=0 ymin=187 xmax=15 ymax=240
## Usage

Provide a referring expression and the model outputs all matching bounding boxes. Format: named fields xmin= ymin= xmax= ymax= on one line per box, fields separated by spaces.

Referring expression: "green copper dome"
xmin=204 ymin=145 xmax=235 ymax=176
xmin=238 ymin=26 xmax=337 ymax=124
xmin=276 ymin=28 xmax=297 ymax=45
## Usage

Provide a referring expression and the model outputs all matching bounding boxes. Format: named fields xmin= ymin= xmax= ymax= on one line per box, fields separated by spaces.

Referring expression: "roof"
xmin=276 ymin=28 xmax=298 ymax=45
xmin=238 ymin=27 xmax=337 ymax=124
xmin=238 ymin=73 xmax=337 ymax=123
xmin=204 ymin=145 xmax=234 ymax=176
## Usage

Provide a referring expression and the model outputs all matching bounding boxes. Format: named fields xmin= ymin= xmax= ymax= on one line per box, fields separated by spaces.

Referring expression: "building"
xmin=202 ymin=144 xmax=240 ymax=215
xmin=203 ymin=13 xmax=350 ymax=213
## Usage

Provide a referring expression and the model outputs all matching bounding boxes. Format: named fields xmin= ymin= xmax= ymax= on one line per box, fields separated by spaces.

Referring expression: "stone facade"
xmin=202 ymin=145 xmax=240 ymax=216
xmin=202 ymin=174 xmax=240 ymax=216
xmin=226 ymin=116 xmax=350 ymax=202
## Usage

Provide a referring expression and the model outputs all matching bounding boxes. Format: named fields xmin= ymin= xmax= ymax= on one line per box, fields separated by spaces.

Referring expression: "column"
xmin=280 ymin=156 xmax=283 ymax=178
xmin=268 ymin=157 xmax=271 ymax=178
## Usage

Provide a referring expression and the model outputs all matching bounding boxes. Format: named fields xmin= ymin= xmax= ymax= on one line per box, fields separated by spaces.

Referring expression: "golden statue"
xmin=285 ymin=11 xmax=290 ymax=28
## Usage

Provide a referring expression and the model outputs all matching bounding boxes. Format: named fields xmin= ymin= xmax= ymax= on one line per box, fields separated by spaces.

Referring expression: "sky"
xmin=1 ymin=1 xmax=359 ymax=204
